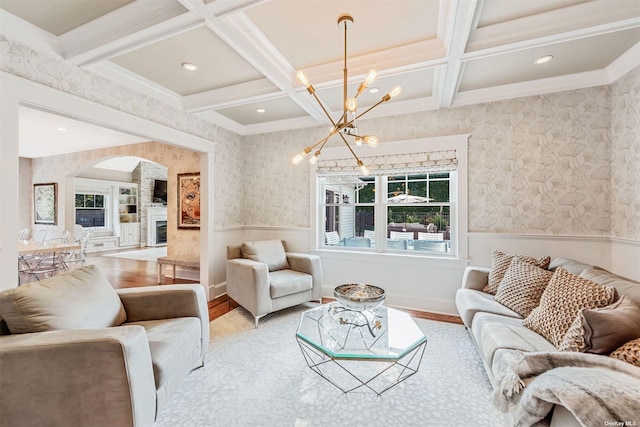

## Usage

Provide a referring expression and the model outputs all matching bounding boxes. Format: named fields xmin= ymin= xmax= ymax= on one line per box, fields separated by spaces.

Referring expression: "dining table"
xmin=18 ymin=240 xmax=80 ymax=255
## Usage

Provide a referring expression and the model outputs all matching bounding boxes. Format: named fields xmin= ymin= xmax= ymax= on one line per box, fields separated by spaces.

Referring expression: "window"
xmin=75 ymin=192 xmax=107 ymax=228
xmin=312 ymin=135 xmax=469 ymax=258
xmin=319 ymin=173 xmax=455 ymax=255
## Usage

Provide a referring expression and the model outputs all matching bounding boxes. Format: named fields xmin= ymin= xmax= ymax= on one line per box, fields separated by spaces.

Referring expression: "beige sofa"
xmin=456 ymin=258 xmax=640 ymax=427
xmin=0 ymin=266 xmax=209 ymax=427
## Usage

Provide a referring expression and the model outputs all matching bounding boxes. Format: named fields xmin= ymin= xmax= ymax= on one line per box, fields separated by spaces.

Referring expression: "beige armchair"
xmin=226 ymin=240 xmax=323 ymax=327
xmin=0 ymin=266 xmax=209 ymax=427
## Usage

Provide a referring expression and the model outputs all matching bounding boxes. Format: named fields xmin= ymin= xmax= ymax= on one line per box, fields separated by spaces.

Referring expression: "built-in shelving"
xmin=118 ymin=186 xmax=138 ymax=223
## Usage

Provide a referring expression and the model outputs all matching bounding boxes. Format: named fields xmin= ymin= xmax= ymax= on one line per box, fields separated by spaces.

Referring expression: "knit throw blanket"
xmin=491 ymin=350 xmax=640 ymax=427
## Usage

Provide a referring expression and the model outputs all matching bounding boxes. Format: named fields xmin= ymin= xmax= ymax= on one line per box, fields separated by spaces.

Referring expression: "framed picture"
xmin=177 ymin=172 xmax=200 ymax=229
xmin=34 ymin=182 xmax=57 ymax=225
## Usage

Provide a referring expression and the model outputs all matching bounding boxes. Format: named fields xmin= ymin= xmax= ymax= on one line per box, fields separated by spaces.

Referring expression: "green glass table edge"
xmin=295 ymin=331 xmax=427 ymax=361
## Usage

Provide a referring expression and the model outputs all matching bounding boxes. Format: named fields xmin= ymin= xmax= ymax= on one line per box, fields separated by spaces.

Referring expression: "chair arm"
xmin=462 ymin=266 xmax=491 ymax=290
xmin=0 ymin=326 xmax=156 ymax=427
xmin=226 ymin=259 xmax=271 ymax=318
xmin=117 ymin=284 xmax=209 ymax=363
xmin=287 ymin=253 xmax=323 ymax=300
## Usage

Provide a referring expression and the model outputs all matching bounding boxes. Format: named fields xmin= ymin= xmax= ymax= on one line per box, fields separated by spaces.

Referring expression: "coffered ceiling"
xmin=1 ymin=0 xmax=639 ymax=139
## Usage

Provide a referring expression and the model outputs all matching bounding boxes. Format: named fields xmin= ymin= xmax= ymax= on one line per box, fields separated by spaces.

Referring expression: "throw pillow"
xmin=0 ymin=265 xmax=127 ymax=334
xmin=522 ymin=268 xmax=616 ymax=347
xmin=494 ymin=257 xmax=554 ymax=317
xmin=483 ymin=250 xmax=551 ymax=294
xmin=558 ymin=296 xmax=640 ymax=353
xmin=241 ymin=240 xmax=290 ymax=272
xmin=610 ymin=338 xmax=640 ymax=368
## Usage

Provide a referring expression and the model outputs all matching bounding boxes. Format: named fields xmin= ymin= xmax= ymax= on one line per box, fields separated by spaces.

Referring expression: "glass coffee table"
xmin=295 ymin=302 xmax=427 ymax=395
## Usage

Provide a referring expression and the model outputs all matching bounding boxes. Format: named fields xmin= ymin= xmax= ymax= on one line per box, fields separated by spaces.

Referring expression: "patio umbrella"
xmin=387 ymin=194 xmax=431 ymax=204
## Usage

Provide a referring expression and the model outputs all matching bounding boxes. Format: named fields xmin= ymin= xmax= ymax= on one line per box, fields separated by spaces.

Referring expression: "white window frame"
xmin=310 ymin=134 xmax=469 ymax=260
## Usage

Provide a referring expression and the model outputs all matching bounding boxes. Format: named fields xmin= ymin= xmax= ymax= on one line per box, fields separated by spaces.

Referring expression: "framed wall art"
xmin=34 ymin=182 xmax=57 ymax=225
xmin=177 ymin=172 xmax=200 ymax=229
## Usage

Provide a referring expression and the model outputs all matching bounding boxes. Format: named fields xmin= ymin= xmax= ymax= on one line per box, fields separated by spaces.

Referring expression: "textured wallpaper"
xmin=610 ymin=66 xmax=640 ymax=240
xmin=243 ymin=83 xmax=626 ymax=237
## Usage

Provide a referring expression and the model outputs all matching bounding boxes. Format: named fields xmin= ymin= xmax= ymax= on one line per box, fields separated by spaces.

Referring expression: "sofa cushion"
xmin=0 ymin=266 xmax=126 ymax=334
xmin=241 ymin=240 xmax=290 ymax=272
xmin=610 ymin=338 xmax=640 ymax=367
xmin=471 ymin=313 xmax=555 ymax=371
xmin=523 ymin=268 xmax=616 ymax=347
xmin=126 ymin=317 xmax=202 ymax=390
xmin=484 ymin=250 xmax=550 ymax=294
xmin=558 ymin=296 xmax=640 ymax=354
xmin=495 ymin=257 xmax=554 ymax=317
xmin=269 ymin=269 xmax=312 ymax=298
xmin=455 ymin=288 xmax=522 ymax=327
xmin=579 ymin=268 xmax=640 ymax=309
xmin=548 ymin=258 xmax=598 ymax=275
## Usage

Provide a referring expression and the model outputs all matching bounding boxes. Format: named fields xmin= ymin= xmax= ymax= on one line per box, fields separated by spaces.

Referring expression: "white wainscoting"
xmin=211 ymin=227 xmax=640 ymax=312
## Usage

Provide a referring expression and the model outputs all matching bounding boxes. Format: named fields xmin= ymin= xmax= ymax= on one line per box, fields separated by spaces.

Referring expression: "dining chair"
xmin=32 ymin=230 xmax=47 ymax=242
xmin=18 ymin=228 xmax=30 ymax=240
xmin=63 ymin=230 xmax=92 ymax=269
xmin=20 ymin=244 xmax=63 ymax=283
xmin=386 ymin=239 xmax=408 ymax=250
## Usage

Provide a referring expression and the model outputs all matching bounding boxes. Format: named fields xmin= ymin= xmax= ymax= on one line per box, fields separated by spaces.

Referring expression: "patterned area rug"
xmin=101 ymin=247 xmax=167 ymax=261
xmin=154 ymin=303 xmax=512 ymax=427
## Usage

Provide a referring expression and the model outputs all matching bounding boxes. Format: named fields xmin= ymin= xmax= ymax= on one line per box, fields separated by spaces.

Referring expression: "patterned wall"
xmin=610 ymin=66 xmax=640 ymax=240
xmin=243 ymin=83 xmax=628 ymax=237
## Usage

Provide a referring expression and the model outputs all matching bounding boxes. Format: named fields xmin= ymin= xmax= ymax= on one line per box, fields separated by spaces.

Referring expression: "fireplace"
xmin=147 ymin=207 xmax=167 ymax=247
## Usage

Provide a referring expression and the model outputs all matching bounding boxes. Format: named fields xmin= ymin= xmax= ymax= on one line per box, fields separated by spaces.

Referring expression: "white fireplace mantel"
xmin=147 ymin=207 xmax=167 ymax=247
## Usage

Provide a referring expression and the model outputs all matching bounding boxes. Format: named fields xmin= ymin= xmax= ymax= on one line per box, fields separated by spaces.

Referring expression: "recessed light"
xmin=256 ymin=108 xmax=266 ymax=113
xmin=535 ymin=55 xmax=553 ymax=65
xmin=368 ymin=87 xmax=380 ymax=94
xmin=57 ymin=127 xmax=67 ymax=132
xmin=181 ymin=62 xmax=198 ymax=71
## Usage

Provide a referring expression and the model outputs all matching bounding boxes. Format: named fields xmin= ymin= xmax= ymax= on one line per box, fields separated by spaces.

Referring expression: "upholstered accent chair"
xmin=226 ymin=240 xmax=323 ymax=327
xmin=0 ymin=266 xmax=209 ymax=427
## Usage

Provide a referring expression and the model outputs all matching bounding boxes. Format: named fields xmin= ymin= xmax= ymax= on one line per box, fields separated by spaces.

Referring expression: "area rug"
xmin=101 ymin=247 xmax=167 ymax=261
xmin=154 ymin=304 xmax=513 ymax=427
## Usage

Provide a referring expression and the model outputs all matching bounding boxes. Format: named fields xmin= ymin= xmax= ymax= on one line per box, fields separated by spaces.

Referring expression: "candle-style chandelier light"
xmin=291 ymin=15 xmax=401 ymax=175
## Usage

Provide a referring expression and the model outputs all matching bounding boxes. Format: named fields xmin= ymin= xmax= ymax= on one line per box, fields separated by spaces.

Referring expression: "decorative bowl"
xmin=333 ymin=284 xmax=386 ymax=311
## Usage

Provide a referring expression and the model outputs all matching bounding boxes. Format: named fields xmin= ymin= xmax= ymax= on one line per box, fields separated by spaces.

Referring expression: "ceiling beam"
xmin=61 ymin=1 xmax=203 ymax=66
xmin=437 ymin=0 xmax=479 ymax=108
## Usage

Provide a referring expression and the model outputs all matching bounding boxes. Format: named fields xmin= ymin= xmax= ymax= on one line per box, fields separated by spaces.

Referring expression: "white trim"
xmin=606 ymin=41 xmax=640 ymax=84
xmin=1 ymin=72 xmax=215 ymax=153
xmin=468 ymin=232 xmax=617 ymax=243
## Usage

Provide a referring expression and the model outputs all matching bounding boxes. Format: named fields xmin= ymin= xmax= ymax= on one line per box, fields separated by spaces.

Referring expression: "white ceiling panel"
xmin=460 ymin=28 xmax=640 ymax=92
xmin=0 ymin=0 xmax=134 ymax=35
xmin=245 ymin=0 xmax=439 ymax=70
xmin=217 ymin=96 xmax=309 ymax=125
xmin=110 ymin=26 xmax=265 ymax=96
xmin=476 ymin=0 xmax=587 ymax=28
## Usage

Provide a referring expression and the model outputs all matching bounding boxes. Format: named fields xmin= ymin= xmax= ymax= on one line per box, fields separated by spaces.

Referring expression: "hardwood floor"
xmin=74 ymin=249 xmax=462 ymax=324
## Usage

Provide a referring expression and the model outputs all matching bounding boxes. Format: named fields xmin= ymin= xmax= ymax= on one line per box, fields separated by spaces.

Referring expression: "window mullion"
xmin=377 ymin=176 xmax=387 ymax=253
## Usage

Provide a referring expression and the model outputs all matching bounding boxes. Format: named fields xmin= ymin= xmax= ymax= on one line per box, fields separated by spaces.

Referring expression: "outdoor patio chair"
xmin=413 ymin=240 xmax=448 ymax=252
xmin=386 ymin=239 xmax=408 ymax=250
xmin=325 ymin=231 xmax=341 ymax=246
xmin=344 ymin=237 xmax=371 ymax=247
xmin=417 ymin=232 xmax=444 ymax=241
xmin=390 ymin=231 xmax=414 ymax=240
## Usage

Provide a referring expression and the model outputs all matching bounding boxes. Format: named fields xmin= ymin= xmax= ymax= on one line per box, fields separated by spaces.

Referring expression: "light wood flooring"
xmin=71 ymin=249 xmax=462 ymax=324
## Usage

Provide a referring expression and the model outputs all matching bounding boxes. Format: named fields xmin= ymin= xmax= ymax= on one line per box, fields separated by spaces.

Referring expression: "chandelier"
xmin=291 ymin=15 xmax=401 ymax=176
